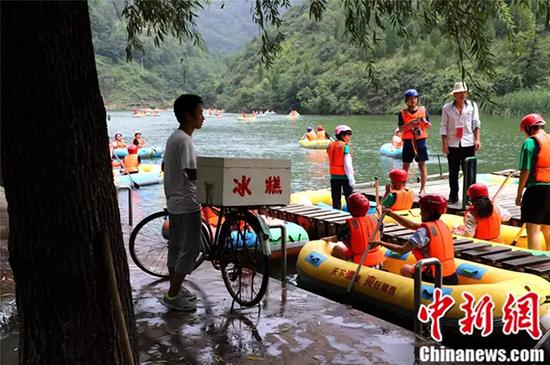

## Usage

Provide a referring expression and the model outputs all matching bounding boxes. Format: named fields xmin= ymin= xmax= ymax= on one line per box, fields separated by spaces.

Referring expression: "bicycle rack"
xmin=268 ymin=224 xmax=288 ymax=286
xmin=413 ymin=258 xmax=442 ymax=338
xmin=116 ymin=185 xmax=133 ymax=226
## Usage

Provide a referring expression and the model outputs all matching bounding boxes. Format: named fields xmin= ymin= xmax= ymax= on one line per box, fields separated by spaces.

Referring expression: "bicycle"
xmin=129 ymin=206 xmax=271 ymax=307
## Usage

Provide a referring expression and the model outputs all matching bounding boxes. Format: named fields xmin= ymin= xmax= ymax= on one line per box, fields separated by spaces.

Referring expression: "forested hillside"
xmin=91 ymin=1 xmax=550 ymax=115
xmin=206 ymin=2 xmax=550 ymax=115
xmin=89 ymin=0 xmax=256 ymax=109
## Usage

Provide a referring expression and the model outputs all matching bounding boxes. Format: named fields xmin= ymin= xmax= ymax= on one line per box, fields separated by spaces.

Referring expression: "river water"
xmin=108 ymin=111 xmax=523 ymax=219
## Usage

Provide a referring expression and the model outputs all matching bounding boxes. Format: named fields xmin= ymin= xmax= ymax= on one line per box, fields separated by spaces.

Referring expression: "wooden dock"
xmin=261 ymin=202 xmax=550 ymax=280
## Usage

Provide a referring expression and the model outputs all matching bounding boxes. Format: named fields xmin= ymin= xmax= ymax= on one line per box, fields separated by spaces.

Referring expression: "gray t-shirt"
xmin=163 ymin=129 xmax=201 ymax=214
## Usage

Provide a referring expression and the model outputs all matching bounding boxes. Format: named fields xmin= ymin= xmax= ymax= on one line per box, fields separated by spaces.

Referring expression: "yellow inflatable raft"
xmin=291 ymin=189 xmax=346 ymax=208
xmin=237 ymin=116 xmax=256 ymax=121
xmin=298 ymin=138 xmax=331 ymax=149
xmin=388 ymin=209 xmax=546 ymax=250
xmin=298 ymin=240 xmax=550 ymax=333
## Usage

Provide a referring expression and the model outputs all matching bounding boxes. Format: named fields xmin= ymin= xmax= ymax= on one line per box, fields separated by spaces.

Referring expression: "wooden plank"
xmin=480 ymin=250 xmax=531 ymax=265
xmin=524 ymin=262 xmax=550 ymax=276
xmin=303 ymin=210 xmax=344 ymax=218
xmin=460 ymin=246 xmax=512 ymax=260
xmin=454 ymin=242 xmax=490 ymax=253
xmin=501 ymin=255 xmax=550 ymax=270
xmin=383 ymin=225 xmax=412 ymax=234
xmin=452 ymin=238 xmax=475 ymax=246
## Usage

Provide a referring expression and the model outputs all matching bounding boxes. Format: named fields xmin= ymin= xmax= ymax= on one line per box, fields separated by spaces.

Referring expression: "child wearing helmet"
xmin=122 ymin=144 xmax=141 ymax=174
xmin=391 ymin=128 xmax=403 ymax=148
xmin=398 ymin=89 xmax=431 ymax=195
xmin=516 ymin=113 xmax=550 ymax=250
xmin=301 ymin=127 xmax=318 ymax=141
xmin=454 ymin=183 xmax=511 ymax=241
xmin=375 ymin=194 xmax=458 ymax=285
xmin=323 ymin=193 xmax=385 ymax=269
xmin=327 ymin=124 xmax=355 ymax=209
xmin=316 ymin=125 xmax=329 ymax=140
xmin=382 ymin=169 xmax=414 ymax=211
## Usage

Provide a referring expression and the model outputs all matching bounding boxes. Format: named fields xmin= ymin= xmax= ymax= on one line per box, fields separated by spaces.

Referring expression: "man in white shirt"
xmin=161 ymin=94 xmax=204 ymax=311
xmin=440 ymin=82 xmax=481 ymax=203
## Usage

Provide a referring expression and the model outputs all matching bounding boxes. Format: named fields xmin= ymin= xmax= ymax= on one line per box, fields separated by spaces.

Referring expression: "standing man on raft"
xmin=440 ymin=82 xmax=481 ymax=204
xmin=398 ymin=89 xmax=431 ymax=196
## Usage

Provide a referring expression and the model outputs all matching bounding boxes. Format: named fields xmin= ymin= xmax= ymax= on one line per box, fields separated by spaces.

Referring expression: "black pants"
xmin=331 ymin=178 xmax=353 ymax=210
xmin=447 ymin=146 xmax=475 ymax=201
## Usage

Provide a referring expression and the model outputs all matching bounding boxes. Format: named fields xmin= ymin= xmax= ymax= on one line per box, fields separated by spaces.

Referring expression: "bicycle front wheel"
xmin=218 ymin=211 xmax=270 ymax=307
xmin=129 ymin=210 xmax=212 ymax=278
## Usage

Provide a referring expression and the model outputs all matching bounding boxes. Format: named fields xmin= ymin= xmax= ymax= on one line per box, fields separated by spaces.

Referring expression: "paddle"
xmin=113 ymin=153 xmax=140 ymax=189
xmin=510 ymin=224 xmax=525 ymax=247
xmin=374 ymin=177 xmax=381 ymax=216
xmin=491 ymin=172 xmax=513 ymax=202
xmin=346 ymin=209 xmax=388 ymax=293
xmin=143 ymin=140 xmax=159 ymax=154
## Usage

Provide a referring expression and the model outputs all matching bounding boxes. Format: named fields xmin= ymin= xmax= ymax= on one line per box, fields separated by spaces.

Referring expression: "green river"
xmin=108 ymin=111 xmax=523 ymax=217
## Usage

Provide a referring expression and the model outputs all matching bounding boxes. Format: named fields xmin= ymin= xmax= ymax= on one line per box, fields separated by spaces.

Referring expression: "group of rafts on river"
xmin=110 ymin=105 xmax=550 ymax=337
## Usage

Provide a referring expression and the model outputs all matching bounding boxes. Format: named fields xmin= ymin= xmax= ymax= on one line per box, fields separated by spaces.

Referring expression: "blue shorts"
xmin=402 ymin=139 xmax=429 ymax=163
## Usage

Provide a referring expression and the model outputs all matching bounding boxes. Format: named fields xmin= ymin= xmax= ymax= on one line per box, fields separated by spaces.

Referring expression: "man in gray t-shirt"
xmin=161 ymin=94 xmax=204 ymax=312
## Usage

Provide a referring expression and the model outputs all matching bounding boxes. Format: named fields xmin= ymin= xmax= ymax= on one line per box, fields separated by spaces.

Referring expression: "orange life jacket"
xmin=113 ymin=141 xmax=126 ymax=148
xmin=345 ymin=215 xmax=385 ymax=267
xmin=123 ymin=154 xmax=139 ymax=173
xmin=327 ymin=141 xmax=350 ymax=176
xmin=201 ymin=207 xmax=221 ymax=227
xmin=465 ymin=206 xmax=501 ymax=241
xmin=413 ymin=221 xmax=456 ymax=277
xmin=316 ymin=130 xmax=326 ymax=139
xmin=531 ymin=132 xmax=550 ymax=183
xmin=400 ymin=107 xmax=428 ymax=140
xmin=390 ymin=189 xmax=414 ymax=211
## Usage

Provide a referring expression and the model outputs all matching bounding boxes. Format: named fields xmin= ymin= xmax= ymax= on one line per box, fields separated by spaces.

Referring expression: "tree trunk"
xmin=1 ymin=2 xmax=138 ymax=364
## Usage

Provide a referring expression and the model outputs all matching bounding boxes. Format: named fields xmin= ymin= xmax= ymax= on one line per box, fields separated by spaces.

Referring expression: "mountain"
xmin=202 ymin=2 xmax=550 ymax=115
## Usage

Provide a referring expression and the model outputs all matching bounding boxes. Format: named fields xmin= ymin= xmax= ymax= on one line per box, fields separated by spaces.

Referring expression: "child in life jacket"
xmin=375 ymin=194 xmax=458 ymax=285
xmin=392 ymin=128 xmax=403 ymax=148
xmin=122 ymin=145 xmax=141 ymax=174
xmin=382 ymin=169 xmax=414 ymax=211
xmin=301 ymin=127 xmax=318 ymax=141
xmin=323 ymin=193 xmax=385 ymax=269
xmin=327 ymin=124 xmax=355 ymax=209
xmin=454 ymin=183 xmax=511 ymax=241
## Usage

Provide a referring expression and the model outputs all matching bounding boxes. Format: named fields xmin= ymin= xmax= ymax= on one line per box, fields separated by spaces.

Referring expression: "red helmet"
xmin=419 ymin=194 xmax=447 ymax=215
xmin=467 ymin=183 xmax=489 ymax=200
xmin=520 ymin=113 xmax=546 ymax=132
xmin=347 ymin=193 xmax=370 ymax=217
xmin=127 ymin=145 xmax=138 ymax=154
xmin=389 ymin=169 xmax=408 ymax=182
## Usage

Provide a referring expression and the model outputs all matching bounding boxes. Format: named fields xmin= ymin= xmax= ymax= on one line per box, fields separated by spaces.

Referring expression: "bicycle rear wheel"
xmin=129 ymin=210 xmax=212 ymax=278
xmin=218 ymin=210 xmax=270 ymax=307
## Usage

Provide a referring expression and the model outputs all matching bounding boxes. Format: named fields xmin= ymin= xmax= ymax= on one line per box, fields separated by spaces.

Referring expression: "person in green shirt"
xmin=515 ymin=113 xmax=550 ymax=251
xmin=381 ymin=169 xmax=414 ymax=211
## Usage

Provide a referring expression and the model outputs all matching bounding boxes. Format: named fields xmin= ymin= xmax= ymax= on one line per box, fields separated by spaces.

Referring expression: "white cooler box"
xmin=197 ymin=157 xmax=291 ymax=207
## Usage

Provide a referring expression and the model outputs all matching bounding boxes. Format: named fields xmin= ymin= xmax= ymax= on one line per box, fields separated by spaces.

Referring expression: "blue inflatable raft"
xmin=113 ymin=146 xmax=164 ymax=159
xmin=379 ymin=143 xmax=402 ymax=159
